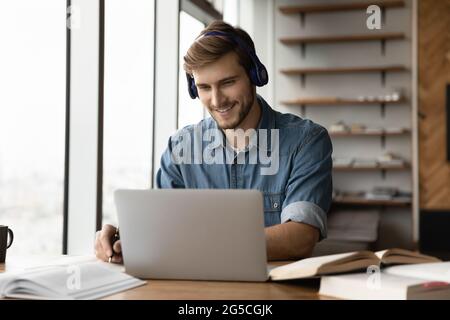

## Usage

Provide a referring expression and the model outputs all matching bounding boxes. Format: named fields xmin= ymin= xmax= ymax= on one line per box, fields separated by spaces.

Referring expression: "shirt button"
xmin=273 ymin=202 xmax=279 ymax=209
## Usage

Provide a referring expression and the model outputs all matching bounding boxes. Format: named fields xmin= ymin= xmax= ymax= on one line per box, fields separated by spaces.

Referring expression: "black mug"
xmin=0 ymin=225 xmax=14 ymax=263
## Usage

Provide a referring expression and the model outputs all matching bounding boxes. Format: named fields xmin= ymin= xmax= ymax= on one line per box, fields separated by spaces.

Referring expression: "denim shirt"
xmin=156 ymin=95 xmax=333 ymax=240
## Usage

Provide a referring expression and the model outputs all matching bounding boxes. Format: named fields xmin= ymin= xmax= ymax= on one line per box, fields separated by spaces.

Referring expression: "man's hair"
xmin=183 ymin=20 xmax=256 ymax=78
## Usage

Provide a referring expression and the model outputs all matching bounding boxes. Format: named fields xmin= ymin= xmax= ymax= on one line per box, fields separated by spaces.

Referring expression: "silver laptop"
xmin=114 ymin=189 xmax=269 ymax=282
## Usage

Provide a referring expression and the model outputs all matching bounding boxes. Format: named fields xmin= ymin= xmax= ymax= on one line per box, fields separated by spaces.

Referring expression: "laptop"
xmin=114 ymin=189 xmax=269 ymax=281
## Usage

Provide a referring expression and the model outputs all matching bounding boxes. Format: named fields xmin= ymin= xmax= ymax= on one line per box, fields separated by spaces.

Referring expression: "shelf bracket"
xmin=381 ymin=102 xmax=386 ymax=118
xmin=381 ymin=39 xmax=386 ymax=56
xmin=300 ymin=43 xmax=306 ymax=59
xmin=381 ymin=70 xmax=386 ymax=87
xmin=300 ymin=74 xmax=306 ymax=88
xmin=381 ymin=169 xmax=386 ymax=180
xmin=301 ymin=104 xmax=306 ymax=118
xmin=299 ymin=13 xmax=305 ymax=28
xmin=381 ymin=134 xmax=386 ymax=149
xmin=381 ymin=7 xmax=386 ymax=27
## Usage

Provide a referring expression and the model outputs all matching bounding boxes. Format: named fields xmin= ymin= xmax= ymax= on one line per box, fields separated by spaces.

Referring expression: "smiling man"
xmin=95 ymin=21 xmax=332 ymax=263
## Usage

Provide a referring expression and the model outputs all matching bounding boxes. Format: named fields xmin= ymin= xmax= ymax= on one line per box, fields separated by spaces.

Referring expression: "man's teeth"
xmin=217 ymin=106 xmax=233 ymax=113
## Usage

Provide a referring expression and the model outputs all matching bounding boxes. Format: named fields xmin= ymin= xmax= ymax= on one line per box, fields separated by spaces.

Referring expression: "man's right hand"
xmin=95 ymin=224 xmax=123 ymax=264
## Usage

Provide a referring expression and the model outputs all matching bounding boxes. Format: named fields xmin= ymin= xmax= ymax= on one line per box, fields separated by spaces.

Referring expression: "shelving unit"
xmin=276 ymin=0 xmax=413 ymax=249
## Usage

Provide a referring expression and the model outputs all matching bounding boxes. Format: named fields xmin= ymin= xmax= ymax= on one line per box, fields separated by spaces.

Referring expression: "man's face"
xmin=192 ymin=51 xmax=256 ymax=130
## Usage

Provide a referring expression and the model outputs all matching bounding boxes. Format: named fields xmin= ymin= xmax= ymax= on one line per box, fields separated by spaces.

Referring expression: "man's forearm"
xmin=265 ymin=221 xmax=319 ymax=261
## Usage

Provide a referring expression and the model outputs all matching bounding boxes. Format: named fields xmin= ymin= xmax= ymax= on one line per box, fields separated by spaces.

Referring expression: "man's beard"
xmin=213 ymin=91 xmax=255 ymax=130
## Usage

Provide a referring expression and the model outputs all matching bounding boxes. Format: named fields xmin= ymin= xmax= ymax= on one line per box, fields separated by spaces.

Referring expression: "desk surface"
xmin=0 ymin=255 xmax=329 ymax=300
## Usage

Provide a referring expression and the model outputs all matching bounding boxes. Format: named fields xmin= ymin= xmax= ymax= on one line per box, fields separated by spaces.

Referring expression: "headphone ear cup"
xmin=190 ymin=81 xmax=198 ymax=99
xmin=248 ymin=68 xmax=259 ymax=86
xmin=257 ymin=65 xmax=269 ymax=86
xmin=249 ymin=64 xmax=269 ymax=87
xmin=186 ymin=73 xmax=198 ymax=99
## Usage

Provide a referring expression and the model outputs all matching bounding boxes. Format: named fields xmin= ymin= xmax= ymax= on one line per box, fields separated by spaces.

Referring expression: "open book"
xmin=269 ymin=248 xmax=441 ymax=281
xmin=0 ymin=259 xmax=146 ymax=300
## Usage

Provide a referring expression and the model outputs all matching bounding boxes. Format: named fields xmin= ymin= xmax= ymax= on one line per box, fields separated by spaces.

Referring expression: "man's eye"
xmin=198 ymin=86 xmax=210 ymax=91
xmin=223 ymin=80 xmax=235 ymax=85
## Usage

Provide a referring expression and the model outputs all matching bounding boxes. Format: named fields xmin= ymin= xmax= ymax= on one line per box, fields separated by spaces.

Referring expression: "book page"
xmin=269 ymin=251 xmax=377 ymax=281
xmin=2 ymin=262 xmax=145 ymax=300
xmin=384 ymin=262 xmax=450 ymax=282
xmin=375 ymin=248 xmax=441 ymax=265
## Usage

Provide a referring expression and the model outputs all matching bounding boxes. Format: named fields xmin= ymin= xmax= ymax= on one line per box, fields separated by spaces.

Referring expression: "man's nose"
xmin=211 ymin=88 xmax=225 ymax=108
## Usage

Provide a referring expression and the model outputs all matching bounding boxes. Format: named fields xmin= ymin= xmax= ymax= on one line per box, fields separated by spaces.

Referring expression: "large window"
xmin=0 ymin=0 xmax=66 ymax=255
xmin=177 ymin=11 xmax=206 ymax=130
xmin=102 ymin=0 xmax=155 ymax=226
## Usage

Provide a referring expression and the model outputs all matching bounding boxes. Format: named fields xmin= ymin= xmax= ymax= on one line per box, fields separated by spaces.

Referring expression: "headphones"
xmin=186 ymin=31 xmax=269 ymax=99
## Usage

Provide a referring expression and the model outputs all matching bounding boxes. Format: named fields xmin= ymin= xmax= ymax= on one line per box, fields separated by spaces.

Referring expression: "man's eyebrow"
xmin=196 ymin=75 xmax=239 ymax=87
xmin=219 ymin=75 xmax=239 ymax=83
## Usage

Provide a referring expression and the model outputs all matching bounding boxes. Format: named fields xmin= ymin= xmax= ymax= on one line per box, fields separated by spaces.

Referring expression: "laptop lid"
xmin=114 ymin=189 xmax=268 ymax=281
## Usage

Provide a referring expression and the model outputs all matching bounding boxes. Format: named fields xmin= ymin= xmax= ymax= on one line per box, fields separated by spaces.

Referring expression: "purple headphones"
xmin=186 ymin=31 xmax=269 ymax=99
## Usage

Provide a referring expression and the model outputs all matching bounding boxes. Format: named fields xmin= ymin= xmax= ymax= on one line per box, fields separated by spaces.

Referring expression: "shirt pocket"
xmin=263 ymin=192 xmax=284 ymax=227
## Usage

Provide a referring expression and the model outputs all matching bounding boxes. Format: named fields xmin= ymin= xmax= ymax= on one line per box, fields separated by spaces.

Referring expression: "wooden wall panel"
xmin=418 ymin=0 xmax=450 ymax=209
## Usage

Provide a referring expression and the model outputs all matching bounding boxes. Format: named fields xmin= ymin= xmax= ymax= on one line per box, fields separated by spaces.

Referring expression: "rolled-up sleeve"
xmin=156 ymin=136 xmax=186 ymax=189
xmin=280 ymin=126 xmax=333 ymax=240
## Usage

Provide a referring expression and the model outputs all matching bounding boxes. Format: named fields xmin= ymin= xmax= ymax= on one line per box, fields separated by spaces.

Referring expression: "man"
xmin=95 ymin=21 xmax=332 ymax=262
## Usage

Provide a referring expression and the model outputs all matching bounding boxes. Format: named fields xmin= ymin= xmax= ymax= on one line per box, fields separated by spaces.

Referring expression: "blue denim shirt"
xmin=156 ymin=95 xmax=333 ymax=240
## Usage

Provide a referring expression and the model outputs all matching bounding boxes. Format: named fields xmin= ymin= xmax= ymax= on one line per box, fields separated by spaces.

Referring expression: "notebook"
xmin=0 ymin=257 xmax=146 ymax=300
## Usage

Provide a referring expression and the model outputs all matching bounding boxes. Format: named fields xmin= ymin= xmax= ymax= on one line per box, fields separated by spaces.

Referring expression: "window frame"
xmin=64 ymin=0 xmax=222 ymax=254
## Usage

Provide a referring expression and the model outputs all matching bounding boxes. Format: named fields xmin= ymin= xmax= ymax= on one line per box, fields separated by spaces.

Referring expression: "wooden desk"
xmin=1 ymin=256 xmax=329 ymax=300
xmin=104 ymin=279 xmax=323 ymax=300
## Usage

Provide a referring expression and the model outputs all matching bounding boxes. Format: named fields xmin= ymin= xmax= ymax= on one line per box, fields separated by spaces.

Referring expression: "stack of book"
xmin=365 ymin=187 xmax=399 ymax=200
xmin=269 ymin=248 xmax=448 ymax=300
xmin=313 ymin=210 xmax=380 ymax=256
xmin=377 ymin=152 xmax=405 ymax=167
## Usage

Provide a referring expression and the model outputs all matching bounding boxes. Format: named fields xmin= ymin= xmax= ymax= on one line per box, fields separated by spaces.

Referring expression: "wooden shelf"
xmin=280 ymin=65 xmax=407 ymax=75
xmin=279 ymin=33 xmax=405 ymax=45
xmin=330 ymin=130 xmax=410 ymax=137
xmin=333 ymin=196 xmax=411 ymax=207
xmin=281 ymin=98 xmax=407 ymax=106
xmin=279 ymin=1 xmax=404 ymax=14
xmin=279 ymin=0 xmax=405 ymax=15
xmin=333 ymin=164 xmax=410 ymax=171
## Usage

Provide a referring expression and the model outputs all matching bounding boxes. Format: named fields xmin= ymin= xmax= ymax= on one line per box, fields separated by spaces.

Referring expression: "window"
xmin=177 ymin=11 xmax=206 ymax=130
xmin=102 ymin=0 xmax=155 ymax=226
xmin=0 ymin=0 xmax=66 ymax=255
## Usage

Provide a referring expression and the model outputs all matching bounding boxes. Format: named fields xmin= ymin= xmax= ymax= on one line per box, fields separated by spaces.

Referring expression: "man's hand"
xmin=94 ymin=224 xmax=123 ymax=264
xmin=265 ymin=221 xmax=319 ymax=261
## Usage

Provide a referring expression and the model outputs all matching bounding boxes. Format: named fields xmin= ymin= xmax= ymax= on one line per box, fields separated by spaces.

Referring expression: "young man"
xmin=95 ymin=21 xmax=332 ymax=262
